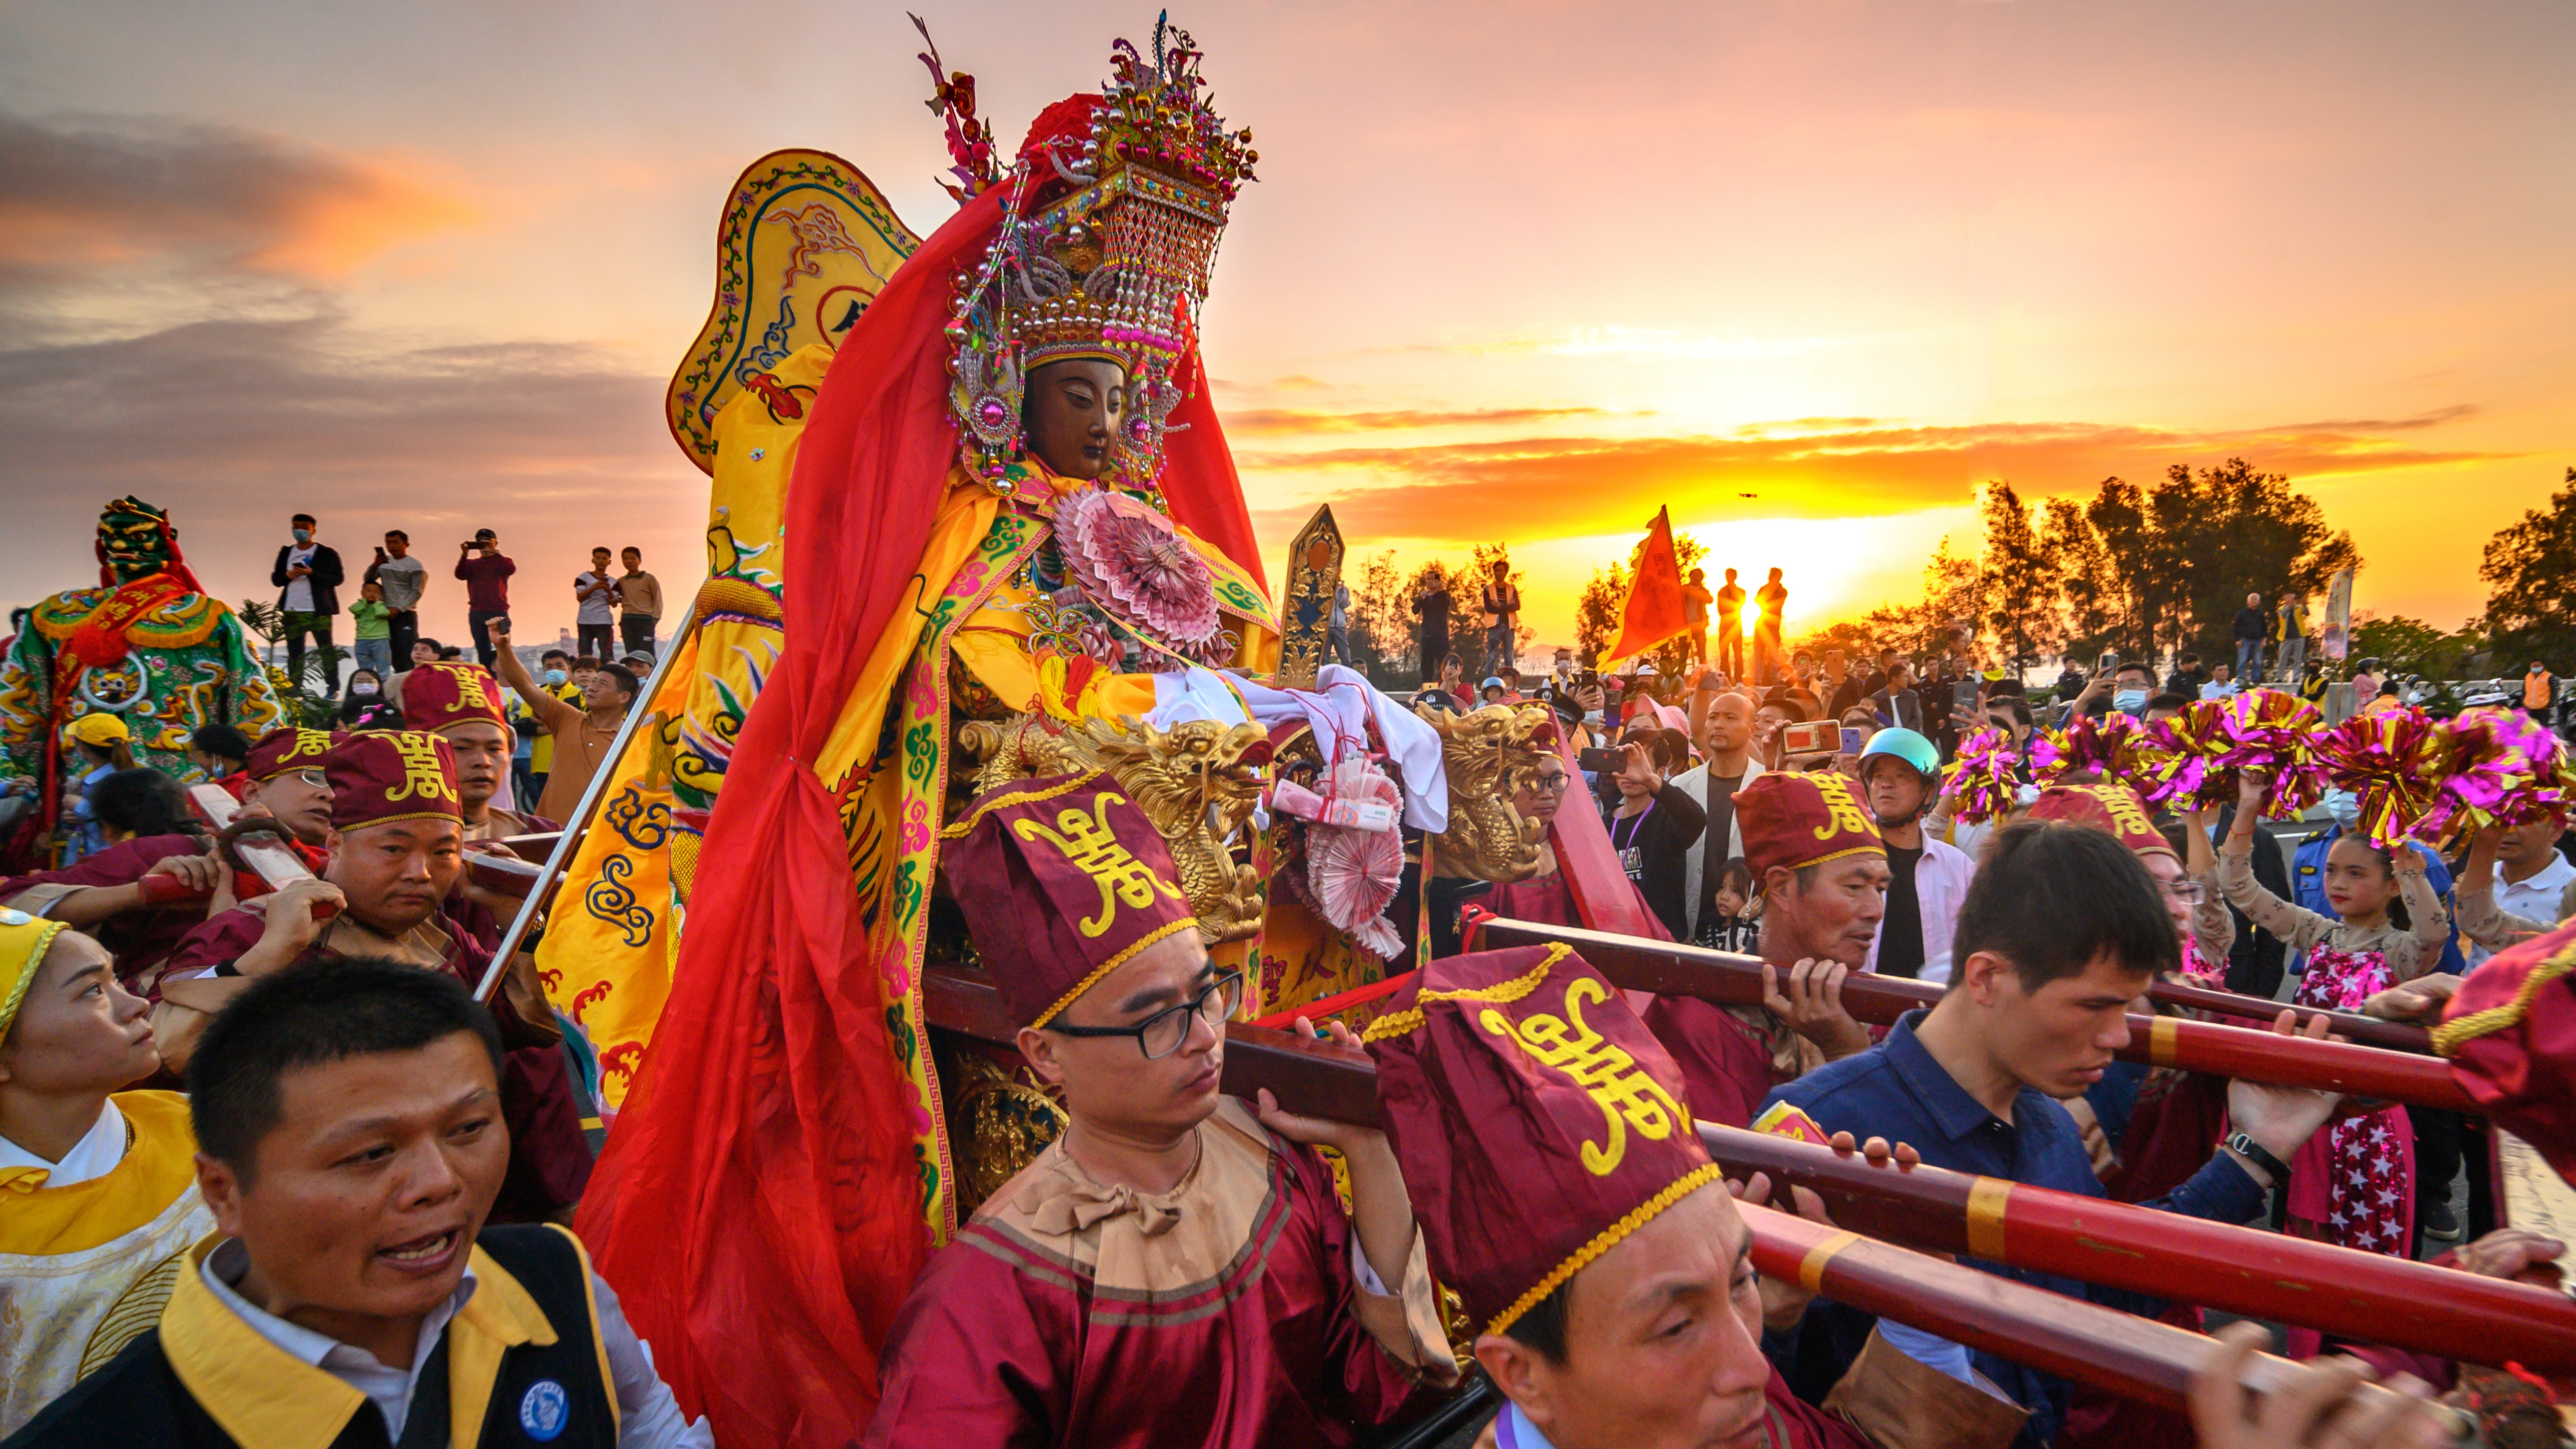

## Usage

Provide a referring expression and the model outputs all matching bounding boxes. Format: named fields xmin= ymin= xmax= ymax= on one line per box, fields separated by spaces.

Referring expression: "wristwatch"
xmin=2224 ymin=1130 xmax=2290 ymax=1185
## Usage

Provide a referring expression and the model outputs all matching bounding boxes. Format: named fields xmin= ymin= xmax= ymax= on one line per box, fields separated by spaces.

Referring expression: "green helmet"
xmin=1859 ymin=727 xmax=1940 ymax=782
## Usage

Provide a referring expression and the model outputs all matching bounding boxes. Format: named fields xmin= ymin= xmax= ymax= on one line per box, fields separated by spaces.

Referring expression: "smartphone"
xmin=2098 ymin=651 xmax=2118 ymax=673
xmin=1839 ymin=726 xmax=1864 ymax=754
xmin=1781 ymin=720 xmax=1839 ymax=755
xmin=1576 ymin=747 xmax=1625 ymax=774
xmin=1953 ymin=680 xmax=1981 ymax=715
xmin=1575 ymin=670 xmax=1599 ymax=692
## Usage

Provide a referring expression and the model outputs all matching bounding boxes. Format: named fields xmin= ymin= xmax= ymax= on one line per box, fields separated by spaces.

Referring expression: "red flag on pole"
xmin=1602 ymin=506 xmax=1690 ymax=668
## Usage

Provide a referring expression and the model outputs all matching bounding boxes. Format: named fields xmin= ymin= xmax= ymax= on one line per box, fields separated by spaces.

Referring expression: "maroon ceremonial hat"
xmin=940 ymin=769 xmax=1199 ymax=1027
xmin=401 ymin=661 xmax=508 ymax=735
xmin=2437 ymin=918 xmax=2576 ymax=1186
xmin=245 ymin=727 xmax=345 ymax=783
xmin=1364 ymin=943 xmax=1725 ymax=1336
xmin=1735 ymin=770 xmax=1884 ymax=880
xmin=324 ymin=731 xmax=461 ymax=831
xmin=2027 ymin=782 xmax=2176 ymax=861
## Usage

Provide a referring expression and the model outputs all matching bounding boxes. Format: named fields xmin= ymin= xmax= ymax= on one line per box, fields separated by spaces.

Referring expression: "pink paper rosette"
xmin=2310 ymin=708 xmax=2444 ymax=849
xmin=1940 ymin=728 xmax=2022 ymax=824
xmin=1052 ymin=486 xmax=1231 ymax=663
xmin=2415 ymin=706 xmax=2573 ymax=840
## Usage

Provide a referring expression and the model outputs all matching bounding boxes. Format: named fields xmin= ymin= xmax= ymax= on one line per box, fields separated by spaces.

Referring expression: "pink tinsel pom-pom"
xmin=2310 ymin=708 xmax=2444 ymax=849
xmin=2210 ymin=689 xmax=2327 ymax=819
xmin=1940 ymin=728 xmax=2022 ymax=824
xmin=2415 ymin=707 xmax=2572 ymax=840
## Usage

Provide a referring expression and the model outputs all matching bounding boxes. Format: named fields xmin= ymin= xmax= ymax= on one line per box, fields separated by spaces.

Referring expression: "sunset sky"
xmin=3 ymin=0 xmax=2570 ymax=654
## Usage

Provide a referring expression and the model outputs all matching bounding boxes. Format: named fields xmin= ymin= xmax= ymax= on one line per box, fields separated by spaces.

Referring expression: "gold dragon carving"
xmin=1421 ymin=702 xmax=1556 ymax=883
xmin=956 ymin=711 xmax=1273 ymax=944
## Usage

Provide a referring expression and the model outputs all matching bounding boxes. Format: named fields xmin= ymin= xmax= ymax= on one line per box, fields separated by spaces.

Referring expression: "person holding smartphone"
xmin=1602 ymin=728 xmax=1705 ymax=940
xmin=453 ymin=529 xmax=515 ymax=667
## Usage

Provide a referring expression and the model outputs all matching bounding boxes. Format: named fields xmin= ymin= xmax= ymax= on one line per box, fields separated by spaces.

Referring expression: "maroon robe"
xmin=160 ymin=904 xmax=593 ymax=1222
xmin=1485 ymin=867 xmax=1581 ymax=927
xmin=1644 ymin=995 xmax=1782 ymax=1129
xmin=864 ymin=1099 xmax=1445 ymax=1448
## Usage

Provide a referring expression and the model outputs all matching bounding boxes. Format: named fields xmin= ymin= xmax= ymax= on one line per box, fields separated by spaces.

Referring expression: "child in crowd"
xmin=2218 ymin=769 xmax=2444 ymax=1305
xmin=83 ymin=769 xmax=198 ymax=846
xmin=60 ymin=715 xmax=136 ymax=864
xmin=1696 ymin=855 xmax=1762 ymax=953
xmin=347 ymin=579 xmax=393 ymax=676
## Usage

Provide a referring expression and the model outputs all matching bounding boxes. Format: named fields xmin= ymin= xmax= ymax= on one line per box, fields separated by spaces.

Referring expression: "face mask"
xmin=2324 ymin=788 xmax=2361 ymax=830
xmin=542 ymin=669 xmax=567 ymax=686
xmin=292 ymin=528 xmax=311 ymax=543
xmin=2114 ymin=690 xmax=2148 ymax=714
xmin=352 ymin=682 xmax=379 ymax=697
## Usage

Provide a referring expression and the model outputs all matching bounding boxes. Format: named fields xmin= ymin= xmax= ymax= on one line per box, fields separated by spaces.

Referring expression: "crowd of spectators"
xmin=1422 ymin=618 xmax=2576 ymax=1269
xmin=259 ymin=514 xmax=665 ymax=696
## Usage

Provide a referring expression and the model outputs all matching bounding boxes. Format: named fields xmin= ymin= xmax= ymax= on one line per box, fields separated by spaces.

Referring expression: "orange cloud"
xmin=1222 ymin=405 xmax=1609 ymax=436
xmin=0 ymin=113 xmax=477 ymax=283
xmin=1241 ymin=413 xmax=2505 ymax=541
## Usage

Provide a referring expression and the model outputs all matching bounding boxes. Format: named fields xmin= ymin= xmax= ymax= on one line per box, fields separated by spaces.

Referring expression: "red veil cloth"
xmin=575 ymin=182 xmax=1009 ymax=1446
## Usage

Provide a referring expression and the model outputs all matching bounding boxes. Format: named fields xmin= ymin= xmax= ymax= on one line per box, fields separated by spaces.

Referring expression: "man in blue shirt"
xmin=1765 ymin=820 xmax=2343 ymax=1448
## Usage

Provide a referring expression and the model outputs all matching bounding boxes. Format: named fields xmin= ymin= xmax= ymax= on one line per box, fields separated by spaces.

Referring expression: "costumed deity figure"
xmin=574 ymin=24 xmax=1309 ymax=1444
xmin=0 ymin=498 xmax=284 ymax=868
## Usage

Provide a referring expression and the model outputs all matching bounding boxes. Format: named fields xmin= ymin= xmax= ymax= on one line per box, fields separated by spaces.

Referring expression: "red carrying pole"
xmin=1736 ymin=1200 xmax=2441 ymax=1421
xmin=1479 ymin=920 xmax=2478 ymax=1113
xmin=1705 ymin=1124 xmax=2576 ymax=1372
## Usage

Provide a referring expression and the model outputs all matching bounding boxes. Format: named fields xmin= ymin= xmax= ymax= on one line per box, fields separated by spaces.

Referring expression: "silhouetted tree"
xmin=2480 ymin=467 xmax=2576 ymax=670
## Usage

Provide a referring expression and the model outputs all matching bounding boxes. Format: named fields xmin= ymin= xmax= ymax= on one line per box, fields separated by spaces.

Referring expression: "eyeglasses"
xmin=1531 ymin=773 xmax=1571 ymax=794
xmin=2158 ymin=879 xmax=2207 ymax=905
xmin=1048 ymin=970 xmax=1245 ymax=1060
xmin=293 ymin=769 xmax=330 ymax=789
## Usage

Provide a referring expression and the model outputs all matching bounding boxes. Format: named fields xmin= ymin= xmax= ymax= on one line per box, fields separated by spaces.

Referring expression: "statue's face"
xmin=97 ymin=504 xmax=174 ymax=583
xmin=1021 ymin=359 xmax=1127 ymax=481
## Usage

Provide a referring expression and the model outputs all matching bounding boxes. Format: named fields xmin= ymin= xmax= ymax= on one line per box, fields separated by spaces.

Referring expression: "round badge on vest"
xmin=518 ymin=1379 xmax=569 ymax=1442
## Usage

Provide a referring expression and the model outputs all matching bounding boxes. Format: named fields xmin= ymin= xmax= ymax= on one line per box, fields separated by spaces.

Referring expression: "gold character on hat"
xmin=281 ymin=729 xmax=336 ymax=765
xmin=1480 ymin=977 xmax=1688 ymax=1177
xmin=452 ymin=668 xmax=496 ymax=713
xmin=1011 ymin=791 xmax=1185 ymax=938
xmin=1811 ymin=773 xmax=1874 ymax=843
xmin=381 ymin=733 xmax=459 ymax=805
xmin=2095 ymin=784 xmax=2156 ymax=837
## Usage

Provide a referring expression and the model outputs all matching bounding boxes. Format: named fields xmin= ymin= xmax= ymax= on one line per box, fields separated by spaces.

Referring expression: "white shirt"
xmin=284 ymin=544 xmax=318 ymax=612
xmin=200 ymin=1237 xmax=713 ymax=1447
xmin=2200 ymin=680 xmax=2236 ymax=701
xmin=0 ymin=1097 xmax=126 ymax=1188
xmin=2470 ymin=851 xmax=2576 ymax=967
xmin=1865 ymin=834 xmax=1978 ymax=985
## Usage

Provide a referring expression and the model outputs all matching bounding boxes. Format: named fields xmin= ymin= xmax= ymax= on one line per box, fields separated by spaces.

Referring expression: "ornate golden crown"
xmin=927 ymin=16 xmax=1257 ymax=489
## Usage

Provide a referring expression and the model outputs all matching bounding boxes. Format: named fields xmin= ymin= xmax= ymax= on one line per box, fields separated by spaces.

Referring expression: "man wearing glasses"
xmin=867 ymin=771 xmax=1456 ymax=1446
